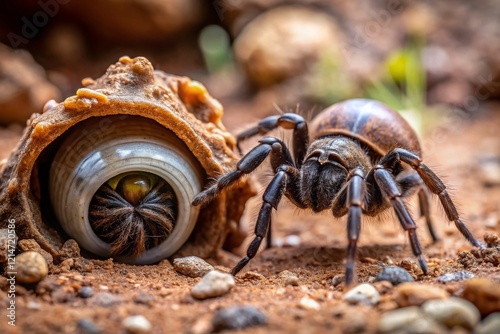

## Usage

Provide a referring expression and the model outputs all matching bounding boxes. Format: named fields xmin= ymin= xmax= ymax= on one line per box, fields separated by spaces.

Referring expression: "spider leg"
xmin=236 ymin=113 xmax=309 ymax=167
xmin=192 ymin=137 xmax=294 ymax=206
xmin=418 ymin=187 xmax=440 ymax=242
xmin=374 ymin=167 xmax=428 ymax=274
xmin=331 ymin=167 xmax=366 ymax=286
xmin=380 ymin=148 xmax=483 ymax=248
xmin=397 ymin=173 xmax=440 ymax=242
xmin=232 ymin=165 xmax=296 ymax=275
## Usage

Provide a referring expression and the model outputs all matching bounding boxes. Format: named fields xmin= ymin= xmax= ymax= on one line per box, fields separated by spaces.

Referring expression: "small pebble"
xmin=191 ymin=270 xmax=235 ymax=300
xmin=331 ymin=274 xmax=344 ymax=287
xmin=374 ymin=266 xmax=414 ymax=285
xmin=212 ymin=306 xmax=267 ymax=331
xmin=393 ymin=283 xmax=449 ymax=307
xmin=27 ymin=301 xmax=41 ymax=310
xmin=77 ymin=318 xmax=102 ymax=334
xmin=173 ymin=256 xmax=214 ymax=278
xmin=437 ymin=270 xmax=474 ymax=283
xmin=279 ymin=270 xmax=299 ymax=286
xmin=79 ymin=286 xmax=94 ymax=298
xmin=422 ymin=297 xmax=480 ymax=330
xmin=377 ymin=307 xmax=443 ymax=334
xmin=343 ymin=283 xmax=380 ymax=306
xmin=123 ymin=315 xmax=152 ymax=333
xmin=134 ymin=292 xmax=155 ymax=306
xmin=0 ymin=229 xmax=17 ymax=263
xmin=462 ymin=278 xmax=500 ymax=316
xmin=299 ymin=296 xmax=321 ymax=311
xmin=91 ymin=292 xmax=122 ymax=307
xmin=59 ymin=239 xmax=81 ymax=260
xmin=284 ymin=235 xmax=301 ymax=247
xmin=15 ymin=251 xmax=49 ymax=284
xmin=475 ymin=312 xmax=500 ymax=334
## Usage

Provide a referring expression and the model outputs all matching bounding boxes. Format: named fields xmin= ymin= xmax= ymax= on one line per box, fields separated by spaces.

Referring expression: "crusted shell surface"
xmin=0 ymin=56 xmax=255 ymax=261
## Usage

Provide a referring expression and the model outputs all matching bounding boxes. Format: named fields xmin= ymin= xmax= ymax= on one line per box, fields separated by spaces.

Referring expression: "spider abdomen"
xmin=309 ymin=99 xmax=421 ymax=159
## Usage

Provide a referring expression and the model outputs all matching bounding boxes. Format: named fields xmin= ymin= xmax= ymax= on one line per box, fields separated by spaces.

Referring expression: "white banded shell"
xmin=49 ymin=115 xmax=204 ymax=264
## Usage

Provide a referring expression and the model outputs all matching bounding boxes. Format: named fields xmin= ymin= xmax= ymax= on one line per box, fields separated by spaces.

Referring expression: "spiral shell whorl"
xmin=49 ymin=115 xmax=203 ymax=264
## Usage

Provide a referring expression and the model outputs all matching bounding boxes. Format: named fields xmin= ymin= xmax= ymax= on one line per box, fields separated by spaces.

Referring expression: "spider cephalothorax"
xmin=193 ymin=98 xmax=483 ymax=285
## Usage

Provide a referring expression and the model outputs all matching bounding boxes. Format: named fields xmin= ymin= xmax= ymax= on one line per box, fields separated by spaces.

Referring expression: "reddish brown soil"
xmin=0 ymin=101 xmax=499 ymax=334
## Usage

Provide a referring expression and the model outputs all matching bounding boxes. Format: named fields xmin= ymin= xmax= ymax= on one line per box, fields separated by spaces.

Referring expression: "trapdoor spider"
xmin=192 ymin=99 xmax=482 ymax=285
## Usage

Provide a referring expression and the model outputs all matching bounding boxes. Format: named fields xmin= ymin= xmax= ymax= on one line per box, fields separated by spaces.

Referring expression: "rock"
xmin=377 ymin=307 xmax=444 ymax=334
xmin=191 ymin=271 xmax=235 ymax=300
xmin=437 ymin=271 xmax=474 ymax=283
xmin=79 ymin=286 xmax=94 ymax=298
xmin=484 ymin=233 xmax=500 ymax=248
xmin=393 ymin=283 xmax=449 ymax=307
xmin=475 ymin=313 xmax=500 ymax=334
xmin=18 ymin=239 xmax=54 ymax=267
xmin=373 ymin=280 xmax=394 ymax=295
xmin=343 ymin=283 xmax=380 ymax=306
xmin=462 ymin=278 xmax=500 ymax=316
xmin=91 ymin=292 xmax=122 ymax=307
xmin=133 ymin=292 xmax=155 ymax=306
xmin=59 ymin=239 xmax=81 ymax=260
xmin=0 ymin=228 xmax=17 ymax=263
xmin=331 ymin=274 xmax=345 ymax=287
xmin=283 ymin=235 xmax=301 ymax=247
xmin=299 ymin=296 xmax=321 ymax=311
xmin=212 ymin=306 xmax=267 ymax=331
xmin=422 ymin=297 xmax=480 ymax=330
xmin=374 ymin=266 xmax=414 ymax=285
xmin=123 ymin=315 xmax=152 ymax=333
xmin=233 ymin=6 xmax=343 ymax=88
xmin=77 ymin=318 xmax=102 ymax=334
xmin=14 ymin=251 xmax=49 ymax=284
xmin=278 ymin=270 xmax=299 ymax=286
xmin=173 ymin=256 xmax=214 ymax=278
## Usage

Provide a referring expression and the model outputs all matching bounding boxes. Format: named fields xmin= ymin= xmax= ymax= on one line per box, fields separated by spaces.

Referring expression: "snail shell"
xmin=49 ymin=115 xmax=203 ymax=264
xmin=0 ymin=56 xmax=256 ymax=262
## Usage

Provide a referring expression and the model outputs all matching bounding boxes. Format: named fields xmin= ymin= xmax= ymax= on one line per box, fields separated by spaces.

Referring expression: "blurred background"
xmin=0 ymin=0 xmax=499 ymax=141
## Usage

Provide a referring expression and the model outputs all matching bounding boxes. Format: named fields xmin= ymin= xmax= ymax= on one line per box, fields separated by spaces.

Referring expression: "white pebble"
xmin=343 ymin=283 xmax=380 ymax=306
xmin=378 ymin=307 xmax=440 ymax=334
xmin=299 ymin=296 xmax=321 ymax=311
xmin=284 ymin=235 xmax=301 ymax=247
xmin=422 ymin=297 xmax=480 ymax=329
xmin=191 ymin=271 xmax=235 ymax=300
xmin=123 ymin=315 xmax=152 ymax=333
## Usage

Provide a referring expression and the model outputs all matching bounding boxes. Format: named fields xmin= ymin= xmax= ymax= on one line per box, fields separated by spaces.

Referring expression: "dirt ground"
xmin=0 ymin=98 xmax=499 ymax=333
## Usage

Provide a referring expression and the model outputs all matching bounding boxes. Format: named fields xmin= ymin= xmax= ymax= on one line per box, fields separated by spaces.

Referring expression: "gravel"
xmin=437 ymin=270 xmax=474 ymax=283
xmin=212 ymin=306 xmax=267 ymax=331
xmin=91 ymin=292 xmax=123 ymax=307
xmin=343 ymin=283 xmax=380 ymax=306
xmin=173 ymin=256 xmax=214 ymax=278
xmin=422 ymin=297 xmax=480 ymax=330
xmin=191 ymin=270 xmax=235 ymax=299
xmin=374 ymin=266 xmax=414 ymax=285
xmin=77 ymin=319 xmax=102 ymax=334
xmin=123 ymin=315 xmax=152 ymax=333
xmin=299 ymin=296 xmax=321 ymax=310
xmin=462 ymin=278 xmax=500 ymax=316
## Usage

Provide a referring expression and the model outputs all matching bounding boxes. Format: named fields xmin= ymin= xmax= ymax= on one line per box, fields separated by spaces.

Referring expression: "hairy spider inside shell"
xmin=89 ymin=172 xmax=178 ymax=258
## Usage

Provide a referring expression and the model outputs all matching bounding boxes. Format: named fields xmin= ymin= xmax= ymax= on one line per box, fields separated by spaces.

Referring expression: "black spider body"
xmin=193 ymin=99 xmax=482 ymax=285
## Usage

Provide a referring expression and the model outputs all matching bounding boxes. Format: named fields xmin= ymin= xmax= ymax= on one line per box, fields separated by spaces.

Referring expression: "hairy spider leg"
xmin=380 ymin=148 xmax=483 ymax=248
xmin=236 ymin=113 xmax=309 ymax=167
xmin=340 ymin=167 xmax=366 ymax=286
